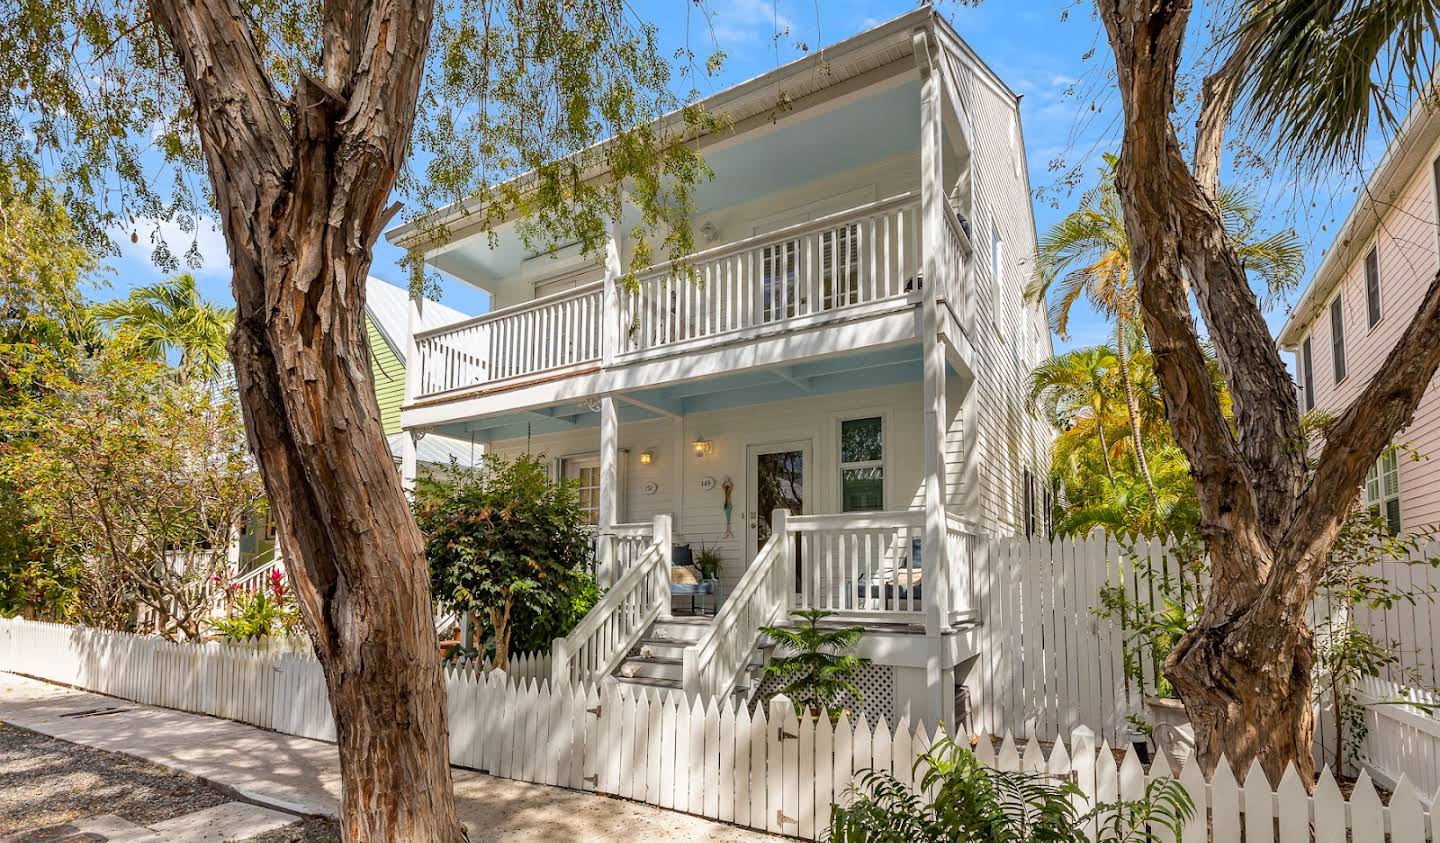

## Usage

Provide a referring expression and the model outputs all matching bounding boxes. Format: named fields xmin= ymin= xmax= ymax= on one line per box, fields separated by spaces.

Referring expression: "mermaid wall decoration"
xmin=722 ymin=477 xmax=734 ymax=538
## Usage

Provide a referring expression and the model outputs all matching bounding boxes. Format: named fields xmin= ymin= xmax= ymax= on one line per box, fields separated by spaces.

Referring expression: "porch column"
xmin=597 ymin=394 xmax=620 ymax=587
xmin=602 ymin=218 xmax=623 ymax=366
xmin=400 ymin=430 xmax=419 ymax=495
xmin=401 ymin=283 xmax=423 ymax=496
xmin=916 ymin=28 xmax=953 ymax=730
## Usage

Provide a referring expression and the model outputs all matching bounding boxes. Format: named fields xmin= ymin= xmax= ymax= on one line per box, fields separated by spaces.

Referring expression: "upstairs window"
xmin=1330 ymin=296 xmax=1347 ymax=384
xmin=1365 ymin=247 xmax=1382 ymax=328
xmin=840 ymin=417 xmax=884 ymax=512
xmin=1364 ymin=448 xmax=1402 ymax=535
xmin=1300 ymin=337 xmax=1315 ymax=412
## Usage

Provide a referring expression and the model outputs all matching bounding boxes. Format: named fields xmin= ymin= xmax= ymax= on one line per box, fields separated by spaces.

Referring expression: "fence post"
xmin=653 ymin=513 xmax=673 ymax=621
xmin=551 ymin=638 xmax=570 ymax=687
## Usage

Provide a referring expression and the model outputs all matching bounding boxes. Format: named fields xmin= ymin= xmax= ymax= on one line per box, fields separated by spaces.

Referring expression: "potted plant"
xmin=760 ymin=608 xmax=869 ymax=719
xmin=694 ymin=543 xmax=723 ymax=581
xmin=1098 ymin=582 xmax=1198 ymax=770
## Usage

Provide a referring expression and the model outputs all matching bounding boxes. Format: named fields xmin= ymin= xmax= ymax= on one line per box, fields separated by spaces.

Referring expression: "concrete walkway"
xmin=0 ymin=673 xmax=781 ymax=842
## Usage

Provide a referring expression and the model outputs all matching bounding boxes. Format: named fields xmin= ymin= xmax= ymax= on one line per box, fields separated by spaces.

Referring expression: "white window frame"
xmin=837 ymin=414 xmax=886 ymax=513
xmin=1364 ymin=244 xmax=1382 ymax=329
xmin=1329 ymin=294 xmax=1347 ymax=384
xmin=1363 ymin=447 xmax=1402 ymax=535
xmin=1300 ymin=335 xmax=1315 ymax=412
xmin=558 ymin=450 xmax=628 ymax=525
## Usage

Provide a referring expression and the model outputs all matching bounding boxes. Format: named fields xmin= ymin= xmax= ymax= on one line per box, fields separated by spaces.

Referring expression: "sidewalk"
xmin=0 ymin=673 xmax=780 ymax=842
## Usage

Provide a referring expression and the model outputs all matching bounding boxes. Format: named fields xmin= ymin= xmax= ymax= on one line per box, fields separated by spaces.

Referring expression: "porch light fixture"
xmin=692 ymin=438 xmax=713 ymax=458
xmin=639 ymin=450 xmax=653 ymax=465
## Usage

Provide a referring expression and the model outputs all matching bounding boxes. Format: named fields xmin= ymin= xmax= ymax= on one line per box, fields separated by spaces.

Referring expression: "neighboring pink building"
xmin=1278 ymin=105 xmax=1440 ymax=534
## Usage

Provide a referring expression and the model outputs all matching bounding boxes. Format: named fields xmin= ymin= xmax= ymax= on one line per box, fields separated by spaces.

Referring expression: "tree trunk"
xmin=1097 ymin=0 xmax=1440 ymax=785
xmin=1094 ymin=404 xmax=1117 ymax=483
xmin=1114 ymin=323 xmax=1158 ymax=507
xmin=149 ymin=1 xmax=464 ymax=839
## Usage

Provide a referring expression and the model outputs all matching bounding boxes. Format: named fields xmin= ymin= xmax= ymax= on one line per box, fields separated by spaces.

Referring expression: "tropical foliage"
xmin=212 ymin=570 xmax=303 ymax=642
xmin=828 ymin=736 xmax=1194 ymax=843
xmin=761 ymin=608 xmax=869 ymax=718
xmin=1028 ymin=154 xmax=1289 ymax=541
xmin=93 ymin=273 xmax=234 ymax=383
xmin=414 ymin=453 xmax=596 ymax=668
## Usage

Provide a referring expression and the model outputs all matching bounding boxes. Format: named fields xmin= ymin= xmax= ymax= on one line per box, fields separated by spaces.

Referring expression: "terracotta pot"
xmin=1144 ymin=696 xmax=1194 ymax=771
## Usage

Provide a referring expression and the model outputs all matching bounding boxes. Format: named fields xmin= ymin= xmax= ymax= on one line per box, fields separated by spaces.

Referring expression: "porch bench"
xmin=671 ymin=579 xmax=720 ymax=616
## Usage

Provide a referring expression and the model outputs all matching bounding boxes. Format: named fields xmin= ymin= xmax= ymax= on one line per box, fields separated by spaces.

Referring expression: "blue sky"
xmin=100 ymin=1 xmax=1370 ymax=354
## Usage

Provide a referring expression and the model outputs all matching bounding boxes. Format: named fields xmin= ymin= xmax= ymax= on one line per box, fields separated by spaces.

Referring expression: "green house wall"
xmin=368 ymin=315 xmax=406 ymax=435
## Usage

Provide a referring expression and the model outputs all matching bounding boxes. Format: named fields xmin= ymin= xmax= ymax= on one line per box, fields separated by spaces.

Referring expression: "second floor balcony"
xmin=409 ymin=191 xmax=973 ymax=406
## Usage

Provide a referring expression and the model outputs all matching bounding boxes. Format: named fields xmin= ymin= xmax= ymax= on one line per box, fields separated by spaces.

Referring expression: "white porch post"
xmin=917 ymin=28 xmax=953 ymax=730
xmin=652 ymin=513 xmax=672 ymax=621
xmin=602 ymin=218 xmax=623 ymax=366
xmin=597 ymin=395 xmax=620 ymax=588
xmin=401 ymin=286 xmax=424 ymax=495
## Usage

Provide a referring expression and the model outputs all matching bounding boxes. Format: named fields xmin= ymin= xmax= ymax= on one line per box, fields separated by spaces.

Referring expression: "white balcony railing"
xmin=413 ymin=279 xmax=605 ymax=397
xmin=408 ymin=193 xmax=928 ymax=400
xmin=620 ymin=193 xmax=920 ymax=357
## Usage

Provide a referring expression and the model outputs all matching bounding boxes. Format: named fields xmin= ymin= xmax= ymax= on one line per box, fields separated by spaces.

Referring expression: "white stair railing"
xmin=683 ymin=510 xmax=792 ymax=701
xmin=552 ymin=514 xmax=671 ymax=687
xmin=232 ymin=558 xmax=285 ymax=599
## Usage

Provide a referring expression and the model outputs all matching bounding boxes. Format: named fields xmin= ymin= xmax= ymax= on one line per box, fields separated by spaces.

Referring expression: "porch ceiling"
xmin=428 ymin=343 xmax=951 ymax=443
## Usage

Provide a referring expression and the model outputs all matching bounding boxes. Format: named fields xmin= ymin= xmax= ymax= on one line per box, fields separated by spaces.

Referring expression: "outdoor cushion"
xmin=670 ymin=564 xmax=702 ymax=585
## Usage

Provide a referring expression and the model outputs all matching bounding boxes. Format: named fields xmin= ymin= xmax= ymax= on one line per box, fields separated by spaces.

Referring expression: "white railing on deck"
xmin=684 ymin=512 xmax=792 ymax=701
xmin=553 ymin=515 xmax=671 ymax=686
xmin=789 ymin=509 xmax=926 ymax=621
xmin=939 ymin=197 xmax=974 ymax=333
xmin=414 ymin=280 xmax=604 ymax=395
xmin=946 ymin=511 xmax=979 ymax=621
xmin=620 ymin=194 xmax=920 ymax=357
xmin=608 ymin=521 xmax=655 ymax=578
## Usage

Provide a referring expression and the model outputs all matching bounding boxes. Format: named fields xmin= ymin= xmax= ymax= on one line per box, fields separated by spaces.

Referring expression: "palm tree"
xmin=93 ymin=274 xmax=234 ymax=383
xmin=1028 ymin=154 xmax=1302 ymax=507
xmin=1028 ymin=346 xmax=1122 ymax=483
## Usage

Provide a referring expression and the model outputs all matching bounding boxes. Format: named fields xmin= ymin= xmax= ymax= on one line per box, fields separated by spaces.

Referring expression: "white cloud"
xmin=707 ymin=0 xmax=797 ymax=54
xmin=112 ymin=215 xmax=232 ymax=278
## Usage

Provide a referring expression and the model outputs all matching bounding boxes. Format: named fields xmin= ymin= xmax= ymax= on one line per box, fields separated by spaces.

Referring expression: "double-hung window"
xmin=1364 ymin=448 xmax=1402 ymax=535
xmin=1300 ymin=337 xmax=1315 ymax=412
xmin=1022 ymin=468 xmax=1037 ymax=538
xmin=990 ymin=218 xmax=1004 ymax=332
xmin=840 ymin=417 xmax=884 ymax=512
xmin=1330 ymin=297 xmax=1347 ymax=383
xmin=1365 ymin=247 xmax=1382 ymax=328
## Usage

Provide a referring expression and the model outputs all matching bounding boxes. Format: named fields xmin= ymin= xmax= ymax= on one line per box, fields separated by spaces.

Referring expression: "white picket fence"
xmin=7 ymin=617 xmax=1440 ymax=840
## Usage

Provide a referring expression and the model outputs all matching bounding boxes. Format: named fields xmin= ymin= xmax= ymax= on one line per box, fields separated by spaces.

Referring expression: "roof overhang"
xmin=1277 ymin=99 xmax=1440 ymax=349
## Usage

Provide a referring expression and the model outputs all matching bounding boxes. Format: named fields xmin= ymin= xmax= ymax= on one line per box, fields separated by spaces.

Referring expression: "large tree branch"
xmin=1278 ymin=269 xmax=1440 ymax=587
xmin=1194 ymin=25 xmax=1260 ymax=197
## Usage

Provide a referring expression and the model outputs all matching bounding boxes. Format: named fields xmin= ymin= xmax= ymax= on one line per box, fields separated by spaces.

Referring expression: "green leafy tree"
xmin=93 ymin=274 xmax=234 ymax=383
xmin=0 ymin=173 xmax=101 ymax=620
xmin=1 ymin=348 xmax=262 ymax=638
xmin=414 ymin=453 xmax=595 ymax=670
xmin=829 ymin=736 xmax=1194 ymax=843
xmin=761 ymin=608 xmax=869 ymax=718
xmin=1 ymin=0 xmax=725 ymax=829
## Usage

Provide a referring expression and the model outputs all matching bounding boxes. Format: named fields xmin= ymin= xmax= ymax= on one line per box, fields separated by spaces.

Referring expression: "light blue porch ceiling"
xmin=430 ymin=343 xmax=954 ymax=444
xmin=426 ymin=79 xmax=921 ymax=290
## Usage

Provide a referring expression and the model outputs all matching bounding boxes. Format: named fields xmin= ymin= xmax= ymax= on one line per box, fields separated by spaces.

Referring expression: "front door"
xmin=747 ymin=440 xmax=810 ymax=590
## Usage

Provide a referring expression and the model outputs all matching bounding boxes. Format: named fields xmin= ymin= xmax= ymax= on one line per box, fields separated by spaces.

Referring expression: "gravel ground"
xmin=0 ymin=721 xmax=231 ymax=835
xmin=0 ymin=721 xmax=339 ymax=841
xmin=243 ymin=816 xmax=341 ymax=843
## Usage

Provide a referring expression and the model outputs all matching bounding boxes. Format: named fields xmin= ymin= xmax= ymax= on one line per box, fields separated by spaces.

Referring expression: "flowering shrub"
xmin=212 ymin=569 xmax=302 ymax=642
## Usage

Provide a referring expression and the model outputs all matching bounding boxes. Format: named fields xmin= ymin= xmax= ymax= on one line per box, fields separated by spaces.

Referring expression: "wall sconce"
xmin=639 ymin=450 xmax=654 ymax=465
xmin=692 ymin=438 xmax=713 ymax=458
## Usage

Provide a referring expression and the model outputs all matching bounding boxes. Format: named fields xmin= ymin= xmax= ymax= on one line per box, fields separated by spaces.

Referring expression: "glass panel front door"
xmin=748 ymin=440 xmax=809 ymax=593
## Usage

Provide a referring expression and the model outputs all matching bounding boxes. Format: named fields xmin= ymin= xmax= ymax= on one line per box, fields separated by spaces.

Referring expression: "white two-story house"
xmin=385 ymin=8 xmax=1051 ymax=730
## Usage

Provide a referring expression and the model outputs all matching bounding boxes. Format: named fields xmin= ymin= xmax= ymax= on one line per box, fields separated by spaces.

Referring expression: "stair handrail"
xmin=231 ymin=557 xmax=285 ymax=598
xmin=683 ymin=509 xmax=792 ymax=701
xmin=552 ymin=514 xmax=672 ymax=687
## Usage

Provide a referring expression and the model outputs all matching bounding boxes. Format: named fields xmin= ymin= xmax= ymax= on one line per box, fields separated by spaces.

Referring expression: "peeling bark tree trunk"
xmin=148 ymin=1 xmax=464 ymax=839
xmin=1097 ymin=0 xmax=1440 ymax=786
